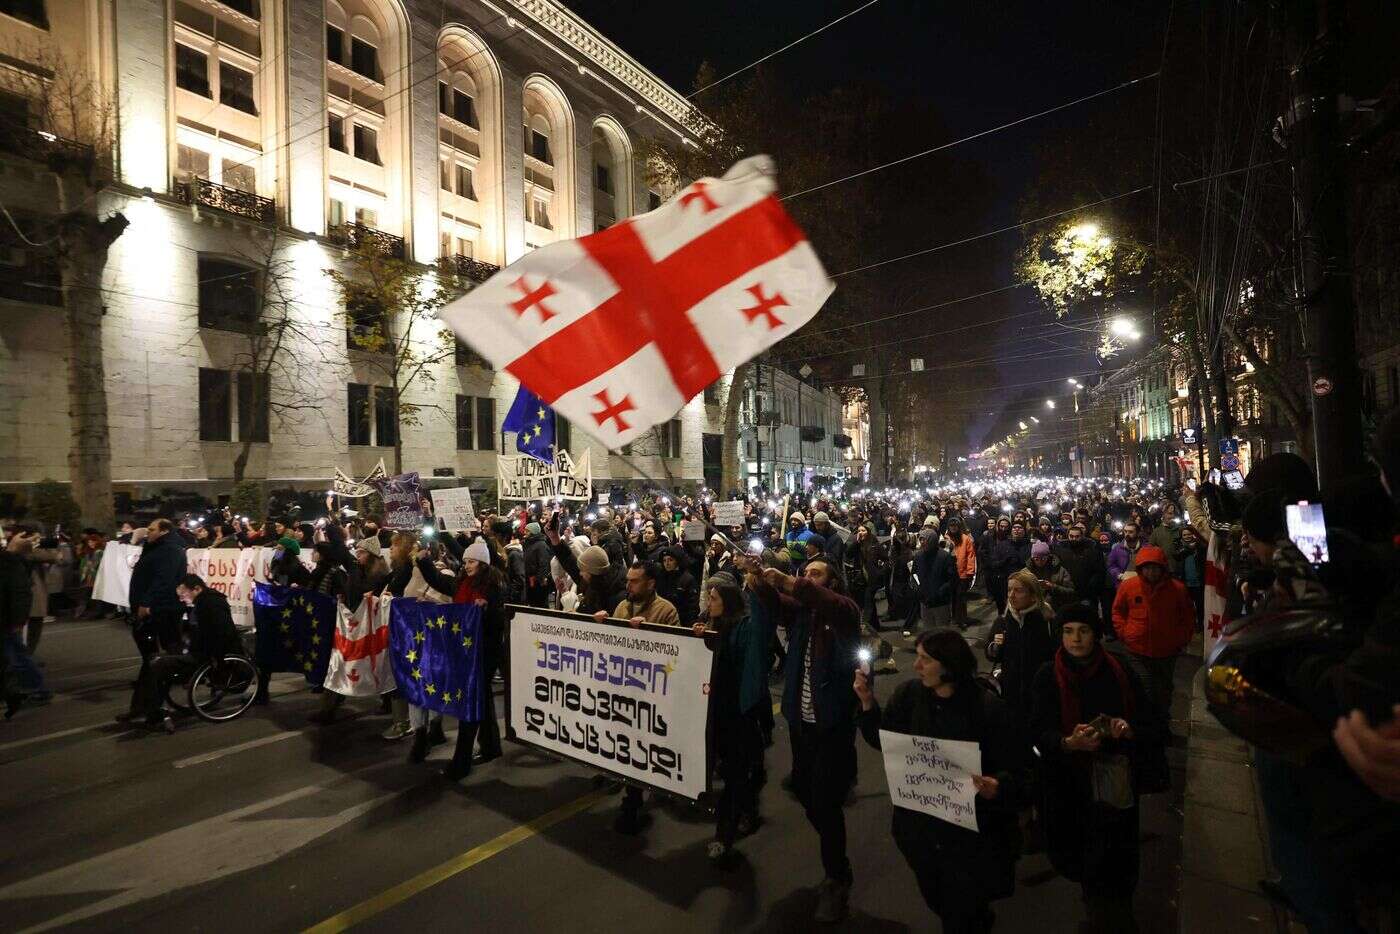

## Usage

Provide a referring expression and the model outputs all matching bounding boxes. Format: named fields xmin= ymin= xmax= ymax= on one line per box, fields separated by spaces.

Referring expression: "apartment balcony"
xmin=0 ymin=120 xmax=94 ymax=169
xmin=832 ymin=433 xmax=853 ymax=450
xmin=443 ymin=254 xmax=500 ymax=284
xmin=176 ymin=177 xmax=276 ymax=224
xmin=328 ymin=221 xmax=405 ymax=259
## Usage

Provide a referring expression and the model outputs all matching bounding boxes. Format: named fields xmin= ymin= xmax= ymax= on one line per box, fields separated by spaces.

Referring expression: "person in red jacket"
xmin=1111 ymin=545 xmax=1194 ymax=722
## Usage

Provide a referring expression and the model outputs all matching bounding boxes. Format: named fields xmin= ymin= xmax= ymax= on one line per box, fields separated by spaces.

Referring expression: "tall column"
xmin=282 ymin=0 xmax=326 ymax=234
xmin=113 ymin=0 xmax=168 ymax=191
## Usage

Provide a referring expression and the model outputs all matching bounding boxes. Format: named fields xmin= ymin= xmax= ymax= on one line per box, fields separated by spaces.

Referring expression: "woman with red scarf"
xmin=415 ymin=538 xmax=506 ymax=781
xmin=1030 ymin=603 xmax=1164 ymax=933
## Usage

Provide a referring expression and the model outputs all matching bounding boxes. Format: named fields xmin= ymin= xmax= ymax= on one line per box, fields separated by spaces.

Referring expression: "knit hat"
xmin=578 ymin=545 xmax=610 ymax=575
xmin=805 ymin=533 xmax=827 ymax=552
xmin=789 ymin=511 xmax=806 ymax=524
xmin=1057 ymin=600 xmax=1102 ymax=637
xmin=464 ymin=540 xmax=491 ymax=564
xmin=355 ymin=537 xmax=382 ymax=558
xmin=923 ymin=514 xmax=939 ymax=529
xmin=812 ymin=511 xmax=829 ymax=523
xmin=710 ymin=533 xmax=725 ymax=544
xmin=1031 ymin=541 xmax=1051 ymax=559
xmin=526 ymin=522 xmax=542 ymax=537
xmin=277 ymin=536 xmax=300 ymax=556
xmin=1242 ymin=491 xmax=1287 ymax=543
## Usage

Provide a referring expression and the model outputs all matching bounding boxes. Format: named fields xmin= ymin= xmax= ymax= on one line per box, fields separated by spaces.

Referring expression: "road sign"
xmin=1219 ymin=437 xmax=1240 ymax=456
xmin=1181 ymin=427 xmax=1201 ymax=447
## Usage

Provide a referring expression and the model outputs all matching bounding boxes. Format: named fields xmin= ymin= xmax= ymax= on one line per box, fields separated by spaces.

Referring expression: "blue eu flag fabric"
xmin=503 ymin=384 xmax=555 ymax=464
xmin=388 ymin=600 xmax=486 ymax=722
xmin=253 ymin=583 xmax=336 ymax=685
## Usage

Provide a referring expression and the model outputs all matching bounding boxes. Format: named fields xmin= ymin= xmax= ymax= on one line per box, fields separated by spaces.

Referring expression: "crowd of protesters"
xmin=3 ymin=409 xmax=1398 ymax=931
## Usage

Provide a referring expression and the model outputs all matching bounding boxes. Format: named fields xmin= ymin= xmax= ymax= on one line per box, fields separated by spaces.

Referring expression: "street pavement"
xmin=0 ymin=599 xmax=1192 ymax=933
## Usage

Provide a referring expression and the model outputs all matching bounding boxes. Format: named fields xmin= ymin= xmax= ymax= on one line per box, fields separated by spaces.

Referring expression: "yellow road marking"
xmin=302 ymin=789 xmax=609 ymax=933
xmin=305 ymin=697 xmax=785 ymax=932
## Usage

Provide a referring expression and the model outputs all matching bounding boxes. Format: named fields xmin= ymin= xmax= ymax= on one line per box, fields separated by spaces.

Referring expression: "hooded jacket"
xmin=655 ymin=545 xmax=699 ymax=623
xmin=1054 ymin=538 xmax=1107 ymax=601
xmin=1111 ymin=545 xmax=1196 ymax=658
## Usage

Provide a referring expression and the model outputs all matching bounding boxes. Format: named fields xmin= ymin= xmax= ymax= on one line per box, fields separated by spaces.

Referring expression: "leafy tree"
xmin=29 ymin=479 xmax=81 ymax=532
xmin=327 ymin=246 xmax=462 ymax=474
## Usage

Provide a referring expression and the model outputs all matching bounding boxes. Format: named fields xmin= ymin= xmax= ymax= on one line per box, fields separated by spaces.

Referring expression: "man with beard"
xmin=1054 ymin=523 xmax=1107 ymax=623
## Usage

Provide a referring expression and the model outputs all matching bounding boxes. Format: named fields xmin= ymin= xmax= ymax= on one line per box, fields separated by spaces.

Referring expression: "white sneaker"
xmin=381 ymin=720 xmax=412 ymax=740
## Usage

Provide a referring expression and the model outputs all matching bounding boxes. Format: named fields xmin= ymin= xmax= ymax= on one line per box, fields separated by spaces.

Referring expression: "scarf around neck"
xmin=1052 ymin=644 xmax=1133 ymax=737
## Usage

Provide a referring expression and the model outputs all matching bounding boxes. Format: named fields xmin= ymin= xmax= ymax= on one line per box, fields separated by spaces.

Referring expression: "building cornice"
xmin=505 ymin=0 xmax=695 ymax=131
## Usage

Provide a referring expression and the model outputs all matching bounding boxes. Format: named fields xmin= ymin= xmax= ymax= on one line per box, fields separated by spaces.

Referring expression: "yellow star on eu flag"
xmin=302 ymin=661 xmax=312 ymax=672
xmin=412 ymin=667 xmax=422 ymax=680
xmin=406 ymin=649 xmax=418 ymax=663
xmin=454 ymin=688 xmax=464 ymax=701
xmin=425 ymin=683 xmax=437 ymax=696
xmin=282 ymin=608 xmax=292 ymax=619
xmin=536 ymin=406 xmax=545 ymax=420
xmin=280 ymin=622 xmax=290 ymax=633
xmin=462 ymin=637 xmax=473 ymax=649
xmin=451 ymin=622 xmax=461 ymax=635
xmin=414 ymin=630 xmax=426 ymax=643
xmin=311 ymin=633 xmax=322 ymax=645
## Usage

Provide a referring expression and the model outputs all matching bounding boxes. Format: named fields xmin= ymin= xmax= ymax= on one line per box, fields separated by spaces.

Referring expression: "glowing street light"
xmin=1110 ymin=317 xmax=1136 ymax=337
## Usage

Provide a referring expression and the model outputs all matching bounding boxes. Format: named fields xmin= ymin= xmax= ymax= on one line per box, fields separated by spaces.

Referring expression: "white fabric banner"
xmin=879 ymin=730 xmax=982 ymax=832
xmin=1203 ymin=530 xmax=1230 ymax=660
xmin=91 ymin=542 xmax=142 ymax=608
xmin=92 ymin=542 xmax=311 ymax=628
xmin=497 ymin=449 xmax=592 ymax=501
xmin=324 ymin=594 xmax=396 ymax=696
xmin=507 ymin=609 xmax=713 ymax=800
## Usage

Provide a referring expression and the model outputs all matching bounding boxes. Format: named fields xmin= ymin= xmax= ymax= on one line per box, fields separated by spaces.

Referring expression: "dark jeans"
xmin=25 ymin=617 xmax=43 ymax=654
xmin=714 ymin=710 xmax=765 ymax=846
xmin=134 ymin=608 xmax=184 ymax=657
xmin=1254 ymin=748 xmax=1365 ymax=933
xmin=792 ymin=721 xmax=856 ymax=884
xmin=1099 ymin=591 xmax=1117 ymax=639
xmin=3 ymin=631 xmax=48 ymax=697
xmin=1187 ymin=585 xmax=1205 ymax=631
xmin=859 ymin=584 xmax=881 ymax=630
xmin=951 ymin=577 xmax=972 ymax=624
xmin=988 ymin=576 xmax=1008 ymax=615
xmin=133 ymin=653 xmax=197 ymax=719
xmin=1129 ymin=653 xmax=1177 ymax=722
xmin=894 ymin=824 xmax=995 ymax=933
xmin=451 ymin=635 xmax=503 ymax=764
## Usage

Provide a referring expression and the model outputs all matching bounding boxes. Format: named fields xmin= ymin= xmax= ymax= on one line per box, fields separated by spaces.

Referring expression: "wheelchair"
xmin=161 ymin=654 xmax=261 ymax=723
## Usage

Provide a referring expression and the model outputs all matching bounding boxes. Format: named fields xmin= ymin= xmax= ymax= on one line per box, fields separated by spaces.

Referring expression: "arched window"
xmin=522 ymin=75 xmax=575 ymax=247
xmin=591 ymin=116 xmax=632 ymax=231
xmin=325 ymin=0 xmax=408 ymax=244
xmin=437 ymin=26 xmax=502 ymax=266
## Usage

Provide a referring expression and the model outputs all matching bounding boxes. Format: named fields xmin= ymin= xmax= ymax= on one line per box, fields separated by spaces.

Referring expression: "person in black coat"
xmin=985 ymin=570 xmax=1057 ymax=730
xmin=980 ymin=518 xmax=1020 ymax=615
xmin=914 ymin=530 xmax=956 ymax=631
xmin=656 ymin=545 xmax=699 ymax=623
xmin=128 ymin=519 xmax=189 ymax=656
xmin=1054 ymin=525 xmax=1107 ymax=622
xmin=855 ymin=630 xmax=1030 ymax=933
xmin=521 ymin=523 xmax=555 ymax=607
xmin=1031 ymin=603 xmax=1164 ymax=933
xmin=548 ymin=522 xmax=627 ymax=615
xmin=122 ymin=574 xmax=244 ymax=731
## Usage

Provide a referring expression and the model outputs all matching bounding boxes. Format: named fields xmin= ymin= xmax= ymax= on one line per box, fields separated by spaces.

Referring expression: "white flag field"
xmin=438 ymin=156 xmax=835 ymax=448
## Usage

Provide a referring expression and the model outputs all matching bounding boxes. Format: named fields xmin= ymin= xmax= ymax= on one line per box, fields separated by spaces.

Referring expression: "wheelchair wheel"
xmin=188 ymin=656 xmax=259 ymax=723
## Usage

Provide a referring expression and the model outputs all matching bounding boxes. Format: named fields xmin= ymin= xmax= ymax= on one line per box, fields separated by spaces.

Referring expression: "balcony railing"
xmin=0 ymin=119 xmax=94 ymax=169
xmin=177 ymin=177 xmax=276 ymax=224
xmin=328 ymin=221 xmax=405 ymax=259
xmin=443 ymin=254 xmax=500 ymax=284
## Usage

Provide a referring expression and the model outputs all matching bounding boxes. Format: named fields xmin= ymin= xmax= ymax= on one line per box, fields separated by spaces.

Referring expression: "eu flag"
xmin=253 ymin=584 xmax=336 ymax=685
xmin=503 ymin=384 xmax=555 ymax=464
xmin=388 ymin=600 xmax=486 ymax=722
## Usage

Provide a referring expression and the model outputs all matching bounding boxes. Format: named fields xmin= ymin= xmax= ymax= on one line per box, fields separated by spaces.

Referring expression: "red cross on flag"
xmin=438 ymin=156 xmax=834 ymax=448
xmin=323 ymin=595 xmax=394 ymax=696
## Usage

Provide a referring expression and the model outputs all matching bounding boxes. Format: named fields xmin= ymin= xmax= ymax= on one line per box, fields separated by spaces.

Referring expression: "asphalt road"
xmin=0 ymin=598 xmax=1192 ymax=933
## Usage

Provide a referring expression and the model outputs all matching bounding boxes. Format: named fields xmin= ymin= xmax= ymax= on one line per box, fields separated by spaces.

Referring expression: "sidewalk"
xmin=1179 ymin=645 xmax=1297 ymax=934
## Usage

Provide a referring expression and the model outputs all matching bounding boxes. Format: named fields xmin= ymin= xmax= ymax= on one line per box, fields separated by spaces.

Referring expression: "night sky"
xmin=567 ymin=0 xmax=1171 ymax=450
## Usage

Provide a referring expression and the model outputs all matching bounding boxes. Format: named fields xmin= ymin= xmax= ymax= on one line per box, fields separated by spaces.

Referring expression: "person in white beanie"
xmin=354 ymin=537 xmax=389 ymax=599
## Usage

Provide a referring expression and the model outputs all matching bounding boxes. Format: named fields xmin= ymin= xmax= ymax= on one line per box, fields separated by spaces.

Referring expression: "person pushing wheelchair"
xmin=118 ymin=574 xmax=244 ymax=733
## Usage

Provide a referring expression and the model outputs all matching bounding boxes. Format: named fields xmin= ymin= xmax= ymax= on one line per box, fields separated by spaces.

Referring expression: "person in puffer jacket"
xmin=1111 ymin=545 xmax=1194 ymax=722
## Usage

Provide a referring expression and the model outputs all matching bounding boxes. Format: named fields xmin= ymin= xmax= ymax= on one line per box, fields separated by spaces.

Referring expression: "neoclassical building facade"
xmin=0 ymin=0 xmax=724 ymax=503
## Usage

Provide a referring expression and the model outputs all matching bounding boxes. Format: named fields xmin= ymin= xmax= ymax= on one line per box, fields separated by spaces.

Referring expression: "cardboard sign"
xmin=681 ymin=520 xmax=707 ymax=542
xmin=376 ymin=472 xmax=424 ymax=530
xmin=431 ymin=486 xmax=480 ymax=532
xmin=710 ymin=500 xmax=745 ymax=528
xmin=879 ymin=730 xmax=982 ymax=832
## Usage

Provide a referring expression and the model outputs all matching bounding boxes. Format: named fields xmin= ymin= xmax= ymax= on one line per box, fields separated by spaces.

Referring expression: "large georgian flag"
xmin=438 ymin=156 xmax=835 ymax=448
